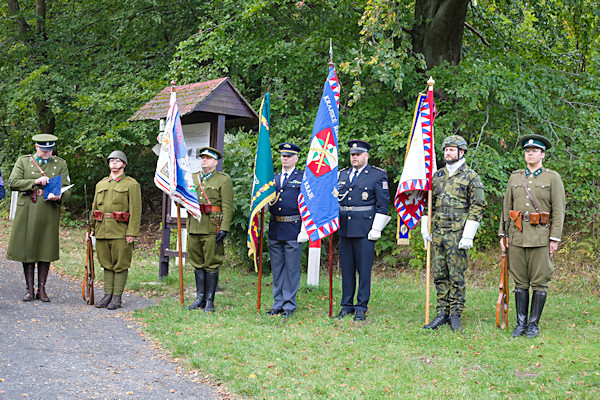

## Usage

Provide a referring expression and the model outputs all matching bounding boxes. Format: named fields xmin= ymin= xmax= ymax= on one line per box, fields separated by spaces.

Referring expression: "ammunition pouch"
xmin=540 ymin=212 xmax=550 ymax=225
xmin=114 ymin=212 xmax=130 ymax=222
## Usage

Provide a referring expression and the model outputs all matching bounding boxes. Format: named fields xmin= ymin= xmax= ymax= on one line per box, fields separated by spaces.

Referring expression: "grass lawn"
xmin=2 ymin=220 xmax=598 ymax=399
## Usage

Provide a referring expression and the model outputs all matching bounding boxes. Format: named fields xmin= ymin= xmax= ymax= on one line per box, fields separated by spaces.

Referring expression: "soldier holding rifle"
xmin=88 ymin=151 xmax=141 ymax=310
xmin=185 ymin=147 xmax=233 ymax=313
xmin=499 ymin=134 xmax=565 ymax=338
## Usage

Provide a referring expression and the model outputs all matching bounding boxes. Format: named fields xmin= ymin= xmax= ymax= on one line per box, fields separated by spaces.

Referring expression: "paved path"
xmin=0 ymin=257 xmax=220 ymax=400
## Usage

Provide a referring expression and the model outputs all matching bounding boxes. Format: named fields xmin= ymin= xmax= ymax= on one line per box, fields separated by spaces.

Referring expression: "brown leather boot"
xmin=107 ymin=295 xmax=122 ymax=310
xmin=95 ymin=294 xmax=113 ymax=308
xmin=22 ymin=263 xmax=35 ymax=302
xmin=36 ymin=262 xmax=51 ymax=302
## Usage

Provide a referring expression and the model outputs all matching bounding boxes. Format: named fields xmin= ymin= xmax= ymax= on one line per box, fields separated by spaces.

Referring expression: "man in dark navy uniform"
xmin=267 ymin=143 xmax=305 ymax=319
xmin=336 ymin=140 xmax=391 ymax=321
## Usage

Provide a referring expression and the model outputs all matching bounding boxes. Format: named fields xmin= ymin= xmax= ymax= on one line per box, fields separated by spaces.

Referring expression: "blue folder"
xmin=44 ymin=175 xmax=62 ymax=200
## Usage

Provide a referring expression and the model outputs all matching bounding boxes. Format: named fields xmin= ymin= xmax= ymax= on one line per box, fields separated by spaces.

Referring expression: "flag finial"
xmin=171 ymin=80 xmax=177 ymax=92
xmin=427 ymin=77 xmax=435 ymax=90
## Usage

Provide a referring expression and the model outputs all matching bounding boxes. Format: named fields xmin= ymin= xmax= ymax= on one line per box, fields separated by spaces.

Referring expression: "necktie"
xmin=350 ymin=169 xmax=358 ymax=183
xmin=282 ymin=172 xmax=289 ymax=187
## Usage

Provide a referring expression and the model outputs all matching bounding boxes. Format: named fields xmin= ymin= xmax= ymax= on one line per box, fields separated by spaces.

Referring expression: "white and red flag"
xmin=394 ymin=85 xmax=437 ymax=242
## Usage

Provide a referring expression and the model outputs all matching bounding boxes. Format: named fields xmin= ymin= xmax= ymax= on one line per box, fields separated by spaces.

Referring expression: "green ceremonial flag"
xmin=247 ymin=93 xmax=276 ymax=271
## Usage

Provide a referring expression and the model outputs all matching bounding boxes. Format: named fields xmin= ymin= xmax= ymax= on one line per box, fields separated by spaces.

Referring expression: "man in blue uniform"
xmin=336 ymin=140 xmax=391 ymax=321
xmin=266 ymin=143 xmax=305 ymax=319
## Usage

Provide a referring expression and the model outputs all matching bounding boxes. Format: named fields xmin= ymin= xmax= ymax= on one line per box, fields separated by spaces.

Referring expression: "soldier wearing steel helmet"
xmin=88 ymin=150 xmax=142 ymax=310
xmin=7 ymin=134 xmax=72 ymax=302
xmin=499 ymin=134 xmax=565 ymax=339
xmin=421 ymin=134 xmax=485 ymax=332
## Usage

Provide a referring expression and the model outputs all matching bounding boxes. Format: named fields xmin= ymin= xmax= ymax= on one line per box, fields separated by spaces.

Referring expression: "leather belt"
xmin=340 ymin=206 xmax=375 ymax=212
xmin=275 ymin=215 xmax=301 ymax=222
xmin=435 ymin=207 xmax=469 ymax=214
xmin=93 ymin=210 xmax=130 ymax=222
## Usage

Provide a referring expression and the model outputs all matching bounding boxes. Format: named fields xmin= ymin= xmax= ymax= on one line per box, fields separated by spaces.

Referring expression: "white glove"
xmin=297 ymin=222 xmax=309 ymax=243
xmin=368 ymin=213 xmax=392 ymax=241
xmin=458 ymin=220 xmax=481 ymax=250
xmin=421 ymin=216 xmax=432 ymax=249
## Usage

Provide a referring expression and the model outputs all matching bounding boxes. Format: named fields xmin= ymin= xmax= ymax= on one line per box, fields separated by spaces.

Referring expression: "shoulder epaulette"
xmin=371 ymin=166 xmax=385 ymax=172
xmin=511 ymin=169 xmax=525 ymax=174
xmin=339 ymin=167 xmax=349 ymax=173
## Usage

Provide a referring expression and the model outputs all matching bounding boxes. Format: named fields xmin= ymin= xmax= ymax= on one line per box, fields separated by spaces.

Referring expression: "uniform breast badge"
xmin=362 ymin=192 xmax=369 ymax=200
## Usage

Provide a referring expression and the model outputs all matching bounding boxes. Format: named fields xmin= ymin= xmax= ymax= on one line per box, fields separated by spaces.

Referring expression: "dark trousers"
xmin=268 ymin=239 xmax=302 ymax=311
xmin=339 ymin=236 xmax=375 ymax=312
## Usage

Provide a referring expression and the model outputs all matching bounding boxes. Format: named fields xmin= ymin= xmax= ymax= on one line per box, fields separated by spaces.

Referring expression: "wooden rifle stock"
xmin=83 ymin=184 xmax=95 ymax=305
xmin=496 ymin=235 xmax=509 ymax=329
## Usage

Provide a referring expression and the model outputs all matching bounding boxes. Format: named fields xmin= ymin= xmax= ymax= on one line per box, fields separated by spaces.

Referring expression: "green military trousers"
xmin=508 ymin=245 xmax=553 ymax=291
xmin=432 ymin=229 xmax=468 ymax=316
xmin=187 ymin=233 xmax=224 ymax=273
xmin=96 ymin=238 xmax=133 ymax=273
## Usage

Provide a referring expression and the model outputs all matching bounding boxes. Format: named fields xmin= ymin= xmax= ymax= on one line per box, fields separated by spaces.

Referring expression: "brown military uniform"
xmin=91 ymin=173 xmax=142 ymax=272
xmin=186 ymin=171 xmax=233 ymax=273
xmin=500 ymin=168 xmax=565 ymax=291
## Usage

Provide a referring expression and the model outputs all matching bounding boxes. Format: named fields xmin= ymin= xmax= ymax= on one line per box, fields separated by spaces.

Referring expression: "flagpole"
xmin=257 ymin=209 xmax=265 ymax=312
xmin=176 ymin=203 xmax=185 ymax=306
xmin=425 ymin=77 xmax=435 ymax=325
xmin=329 ymin=236 xmax=333 ymax=318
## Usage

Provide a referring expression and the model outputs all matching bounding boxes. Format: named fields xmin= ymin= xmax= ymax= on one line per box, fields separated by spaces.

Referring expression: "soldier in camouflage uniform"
xmin=7 ymin=134 xmax=72 ymax=302
xmin=185 ymin=147 xmax=233 ymax=313
xmin=421 ymin=135 xmax=485 ymax=331
xmin=89 ymin=151 xmax=142 ymax=310
xmin=499 ymin=134 xmax=565 ymax=338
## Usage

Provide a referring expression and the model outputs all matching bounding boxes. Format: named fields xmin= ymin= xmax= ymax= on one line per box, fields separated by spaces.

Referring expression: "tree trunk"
xmin=7 ymin=0 xmax=54 ymax=135
xmin=412 ymin=0 xmax=470 ymax=68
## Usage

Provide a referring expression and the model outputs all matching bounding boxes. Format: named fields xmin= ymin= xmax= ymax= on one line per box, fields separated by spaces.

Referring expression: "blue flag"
xmin=154 ymin=90 xmax=202 ymax=220
xmin=298 ymin=64 xmax=340 ymax=241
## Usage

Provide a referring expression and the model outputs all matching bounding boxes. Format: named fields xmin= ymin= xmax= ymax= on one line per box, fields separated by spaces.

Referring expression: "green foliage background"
xmin=1 ymin=0 xmax=599 ymax=266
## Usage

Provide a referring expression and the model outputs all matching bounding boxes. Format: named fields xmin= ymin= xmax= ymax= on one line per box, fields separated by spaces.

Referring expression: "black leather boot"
xmin=526 ymin=291 xmax=547 ymax=338
xmin=186 ymin=269 xmax=206 ymax=310
xmin=204 ymin=271 xmax=219 ymax=313
xmin=512 ymin=288 xmax=529 ymax=338
xmin=95 ymin=294 xmax=113 ymax=308
xmin=36 ymin=262 xmax=51 ymax=302
xmin=423 ymin=313 xmax=449 ymax=330
xmin=107 ymin=295 xmax=122 ymax=310
xmin=450 ymin=314 xmax=462 ymax=332
xmin=22 ymin=263 xmax=35 ymax=302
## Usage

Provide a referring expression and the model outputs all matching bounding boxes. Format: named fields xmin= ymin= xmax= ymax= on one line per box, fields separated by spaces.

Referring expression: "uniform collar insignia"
xmin=525 ymin=167 xmax=543 ymax=177
xmin=201 ymin=171 xmax=214 ymax=181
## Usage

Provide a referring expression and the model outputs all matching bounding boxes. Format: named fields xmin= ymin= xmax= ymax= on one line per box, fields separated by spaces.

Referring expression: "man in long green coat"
xmin=89 ymin=151 xmax=142 ymax=310
xmin=186 ymin=147 xmax=233 ymax=313
xmin=7 ymin=134 xmax=72 ymax=302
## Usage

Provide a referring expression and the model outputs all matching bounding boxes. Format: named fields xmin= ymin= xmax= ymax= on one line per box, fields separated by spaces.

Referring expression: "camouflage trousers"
xmin=431 ymin=229 xmax=468 ymax=316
